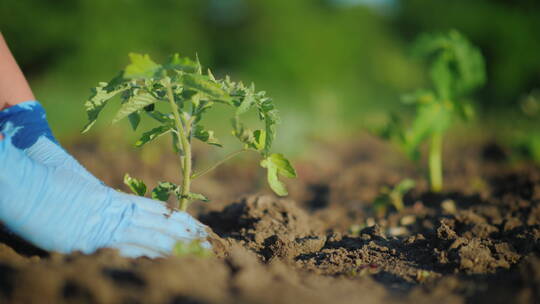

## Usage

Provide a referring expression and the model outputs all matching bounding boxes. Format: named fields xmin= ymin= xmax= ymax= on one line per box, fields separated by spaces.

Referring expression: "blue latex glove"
xmin=0 ymin=101 xmax=211 ymax=258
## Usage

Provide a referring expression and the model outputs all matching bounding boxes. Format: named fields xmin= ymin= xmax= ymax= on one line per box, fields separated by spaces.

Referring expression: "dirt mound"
xmin=202 ymin=195 xmax=326 ymax=260
xmin=0 ymin=241 xmax=389 ymax=304
xmin=1 ymin=137 xmax=540 ymax=303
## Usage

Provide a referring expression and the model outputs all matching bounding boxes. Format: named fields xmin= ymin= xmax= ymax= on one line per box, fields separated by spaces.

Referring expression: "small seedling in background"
xmin=83 ymin=53 xmax=296 ymax=211
xmin=512 ymin=90 xmax=540 ymax=163
xmin=375 ymin=30 xmax=485 ymax=192
xmin=515 ymin=136 xmax=540 ymax=163
xmin=373 ymin=179 xmax=415 ymax=216
xmin=173 ymin=240 xmax=213 ymax=258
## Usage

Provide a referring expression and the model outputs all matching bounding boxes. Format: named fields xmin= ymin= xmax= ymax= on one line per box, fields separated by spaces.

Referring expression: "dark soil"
xmin=1 ymin=134 xmax=539 ymax=304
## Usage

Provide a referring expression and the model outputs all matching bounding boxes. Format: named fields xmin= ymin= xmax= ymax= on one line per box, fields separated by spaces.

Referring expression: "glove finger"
xmin=115 ymin=224 xmax=196 ymax=254
xmin=120 ymin=192 xmax=211 ymax=238
xmin=131 ymin=209 xmax=210 ymax=242
xmin=24 ymin=137 xmax=102 ymax=185
xmin=109 ymin=242 xmax=168 ymax=258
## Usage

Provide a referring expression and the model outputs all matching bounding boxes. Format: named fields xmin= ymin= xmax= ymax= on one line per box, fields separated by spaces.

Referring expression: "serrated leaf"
xmin=207 ymin=68 xmax=216 ymax=81
xmin=449 ymin=30 xmax=486 ymax=95
xmin=124 ymin=173 xmax=147 ymax=196
xmin=151 ymin=181 xmax=177 ymax=202
xmin=182 ymin=74 xmax=232 ymax=103
xmin=268 ymin=153 xmax=297 ymax=178
xmin=82 ymin=82 xmax=127 ymax=133
xmin=411 ymin=30 xmax=485 ymax=101
xmin=260 ymin=153 xmax=297 ymax=196
xmin=135 ymin=125 xmax=171 ymax=147
xmin=124 ymin=53 xmax=161 ymax=79
xmin=104 ymin=72 xmax=126 ymax=92
xmin=165 ymin=53 xmax=199 ymax=73
xmin=253 ymin=130 xmax=266 ymax=151
xmin=128 ymin=112 xmax=141 ymax=131
xmin=195 ymin=53 xmax=203 ymax=75
xmin=263 ymin=111 xmax=277 ymax=153
xmin=112 ymin=93 xmax=159 ymax=123
xmin=146 ymin=110 xmax=174 ymax=125
xmin=194 ymin=125 xmax=221 ymax=147
xmin=236 ymin=92 xmax=255 ymax=115
xmin=185 ymin=192 xmax=209 ymax=202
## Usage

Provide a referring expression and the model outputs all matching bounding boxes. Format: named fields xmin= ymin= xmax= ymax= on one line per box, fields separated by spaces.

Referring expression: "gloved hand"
xmin=0 ymin=101 xmax=211 ymax=258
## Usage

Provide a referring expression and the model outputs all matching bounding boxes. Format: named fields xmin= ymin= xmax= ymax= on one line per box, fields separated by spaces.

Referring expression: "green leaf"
xmin=193 ymin=125 xmax=221 ymax=147
xmin=171 ymin=132 xmax=182 ymax=154
xmin=151 ymin=182 xmax=177 ymax=202
xmin=411 ymin=30 xmax=485 ymax=100
xmin=430 ymin=54 xmax=453 ymax=100
xmin=401 ymin=90 xmax=436 ymax=105
xmin=146 ymin=110 xmax=175 ymax=125
xmin=268 ymin=153 xmax=297 ymax=178
xmin=373 ymin=194 xmax=391 ymax=216
xmin=374 ymin=179 xmax=415 ymax=214
xmin=104 ymin=72 xmax=126 ymax=92
xmin=182 ymin=74 xmax=232 ymax=103
xmin=82 ymin=82 xmax=127 ymax=133
xmin=236 ymin=92 xmax=255 ymax=115
xmin=124 ymin=53 xmax=161 ymax=79
xmin=231 ymin=117 xmax=255 ymax=148
xmin=262 ymin=160 xmax=286 ymax=196
xmin=263 ymin=112 xmax=277 ymax=153
xmin=112 ymin=93 xmax=159 ymax=123
xmin=389 ymin=179 xmax=415 ymax=211
xmin=372 ymin=113 xmax=405 ymax=143
xmin=253 ymin=130 xmax=266 ymax=151
xmin=394 ymin=179 xmax=416 ymax=196
xmin=123 ymin=173 xmax=147 ymax=196
xmin=404 ymin=102 xmax=452 ymax=160
xmin=173 ymin=240 xmax=213 ymax=258
xmin=128 ymin=112 xmax=141 ymax=131
xmin=135 ymin=125 xmax=172 ymax=147
xmin=185 ymin=192 xmax=209 ymax=202
xmin=260 ymin=153 xmax=297 ymax=196
xmin=449 ymin=30 xmax=486 ymax=95
xmin=165 ymin=53 xmax=199 ymax=73
xmin=454 ymin=100 xmax=475 ymax=121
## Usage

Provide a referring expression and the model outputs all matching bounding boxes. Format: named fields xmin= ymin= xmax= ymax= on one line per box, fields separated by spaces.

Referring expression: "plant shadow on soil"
xmin=0 ymin=135 xmax=539 ymax=304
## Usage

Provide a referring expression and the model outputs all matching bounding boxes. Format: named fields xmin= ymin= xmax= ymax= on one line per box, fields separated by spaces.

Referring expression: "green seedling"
xmin=373 ymin=179 xmax=415 ymax=216
xmin=173 ymin=240 xmax=213 ymax=258
xmin=376 ymin=30 xmax=485 ymax=192
xmin=83 ymin=53 xmax=296 ymax=211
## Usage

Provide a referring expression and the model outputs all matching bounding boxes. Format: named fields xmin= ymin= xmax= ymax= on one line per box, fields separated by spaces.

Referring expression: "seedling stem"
xmin=429 ymin=132 xmax=443 ymax=192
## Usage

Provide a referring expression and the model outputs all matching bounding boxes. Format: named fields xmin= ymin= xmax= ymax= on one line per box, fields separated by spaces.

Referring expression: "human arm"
xmin=0 ymin=32 xmax=34 ymax=111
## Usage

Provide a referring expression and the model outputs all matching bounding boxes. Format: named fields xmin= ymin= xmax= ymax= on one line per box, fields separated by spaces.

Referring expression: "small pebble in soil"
xmin=400 ymin=215 xmax=416 ymax=226
xmin=388 ymin=227 xmax=409 ymax=237
xmin=442 ymin=200 xmax=457 ymax=214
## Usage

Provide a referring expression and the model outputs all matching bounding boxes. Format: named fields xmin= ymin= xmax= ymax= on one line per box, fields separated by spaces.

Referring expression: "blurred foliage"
xmin=1 ymin=0 xmax=539 ymax=153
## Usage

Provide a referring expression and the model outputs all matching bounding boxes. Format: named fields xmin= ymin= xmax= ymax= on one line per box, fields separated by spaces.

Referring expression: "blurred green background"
xmin=1 ymin=0 xmax=539 ymax=155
